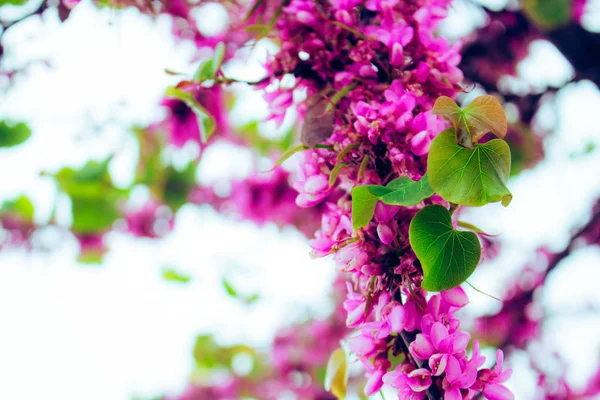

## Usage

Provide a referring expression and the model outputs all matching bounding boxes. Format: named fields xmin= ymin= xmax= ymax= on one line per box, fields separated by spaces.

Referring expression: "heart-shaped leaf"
xmin=324 ymin=348 xmax=348 ymax=400
xmin=351 ymin=174 xmax=433 ymax=229
xmin=432 ymin=96 xmax=462 ymax=130
xmin=462 ymin=95 xmax=507 ymax=142
xmin=0 ymin=120 xmax=32 ymax=148
xmin=409 ymin=205 xmax=481 ymax=292
xmin=428 ymin=129 xmax=512 ymax=207
xmin=433 ymin=95 xmax=507 ymax=147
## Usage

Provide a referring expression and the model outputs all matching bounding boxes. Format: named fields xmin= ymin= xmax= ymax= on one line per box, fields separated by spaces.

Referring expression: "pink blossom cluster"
xmin=257 ymin=0 xmax=514 ymax=398
xmin=208 ymin=167 xmax=323 ymax=236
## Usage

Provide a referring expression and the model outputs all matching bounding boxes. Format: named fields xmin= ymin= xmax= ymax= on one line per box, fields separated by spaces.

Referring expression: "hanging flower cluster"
xmin=4 ymin=0 xmax=600 ymax=399
xmin=252 ymin=1 xmax=515 ymax=398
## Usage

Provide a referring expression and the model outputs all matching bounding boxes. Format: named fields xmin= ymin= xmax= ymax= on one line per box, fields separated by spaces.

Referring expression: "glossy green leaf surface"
xmin=409 ymin=205 xmax=481 ymax=291
xmin=351 ymin=174 xmax=433 ymax=229
xmin=428 ymin=129 xmax=512 ymax=207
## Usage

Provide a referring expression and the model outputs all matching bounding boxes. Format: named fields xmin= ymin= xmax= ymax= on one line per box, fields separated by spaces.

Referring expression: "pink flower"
xmin=264 ymin=89 xmax=294 ymax=127
xmin=125 ymin=202 xmax=173 ymax=238
xmin=441 ymin=286 xmax=469 ymax=308
xmin=343 ymin=282 xmax=369 ymax=327
xmin=383 ymin=367 xmax=432 ymax=399
xmin=476 ymin=350 xmax=514 ymax=400
xmin=293 ymin=152 xmax=331 ymax=207
xmin=442 ymin=355 xmax=478 ymax=400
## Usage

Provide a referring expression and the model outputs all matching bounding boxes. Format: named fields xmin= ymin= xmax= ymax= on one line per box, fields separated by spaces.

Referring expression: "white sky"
xmin=0 ymin=2 xmax=599 ymax=400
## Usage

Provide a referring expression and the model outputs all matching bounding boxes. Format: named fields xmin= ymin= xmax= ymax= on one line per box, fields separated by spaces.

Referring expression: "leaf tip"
xmin=501 ymin=193 xmax=513 ymax=207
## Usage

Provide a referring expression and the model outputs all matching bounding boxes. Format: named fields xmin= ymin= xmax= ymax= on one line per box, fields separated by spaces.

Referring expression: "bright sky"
xmin=0 ymin=2 xmax=599 ymax=400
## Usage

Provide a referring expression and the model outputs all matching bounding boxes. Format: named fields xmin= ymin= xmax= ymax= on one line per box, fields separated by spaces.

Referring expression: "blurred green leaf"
xmin=194 ymin=42 xmax=226 ymax=82
xmin=222 ymin=278 xmax=238 ymax=297
xmin=222 ymin=278 xmax=260 ymax=304
xmin=235 ymin=121 xmax=295 ymax=156
xmin=0 ymin=0 xmax=29 ymax=7
xmin=244 ymin=24 xmax=271 ymax=37
xmin=269 ymin=143 xmax=308 ymax=170
xmin=165 ymin=87 xmax=216 ymax=143
xmin=77 ymin=249 xmax=105 ymax=264
xmin=162 ymin=268 xmax=191 ymax=283
xmin=55 ymin=159 xmax=115 ymax=199
xmin=1 ymin=195 xmax=34 ymax=222
xmin=0 ymin=121 xmax=31 ymax=148
xmin=71 ymin=198 xmax=120 ymax=233
xmin=324 ymin=348 xmax=348 ymax=400
xmin=524 ymin=0 xmax=571 ymax=29
xmin=163 ymin=162 xmax=196 ymax=211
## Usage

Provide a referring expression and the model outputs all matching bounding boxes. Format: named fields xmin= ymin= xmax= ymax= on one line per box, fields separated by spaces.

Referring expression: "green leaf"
xmin=324 ymin=348 xmax=348 ymax=400
xmin=409 ymin=205 xmax=481 ymax=291
xmin=163 ymin=163 xmax=196 ymax=211
xmin=456 ymin=220 xmax=498 ymax=237
xmin=222 ymin=278 xmax=260 ymax=304
xmin=0 ymin=0 xmax=28 ymax=7
xmin=193 ymin=42 xmax=226 ymax=82
xmin=71 ymin=198 xmax=120 ymax=233
xmin=244 ymin=24 xmax=271 ymax=37
xmin=336 ymin=142 xmax=360 ymax=161
xmin=379 ymin=174 xmax=434 ymax=205
xmin=0 ymin=121 xmax=31 ymax=148
xmin=55 ymin=158 xmax=115 ymax=200
xmin=351 ymin=175 xmax=434 ymax=229
xmin=165 ymin=87 xmax=216 ymax=143
xmin=462 ymin=95 xmax=508 ymax=142
xmin=329 ymin=162 xmax=349 ymax=188
xmin=268 ymin=144 xmax=308 ymax=170
xmin=77 ymin=249 xmax=105 ymax=264
xmin=1 ymin=195 xmax=34 ymax=222
xmin=523 ymin=0 xmax=571 ymax=29
xmin=351 ymin=185 xmax=381 ymax=230
xmin=433 ymin=96 xmax=507 ymax=148
xmin=427 ymin=129 xmax=512 ymax=207
xmin=162 ymin=268 xmax=192 ymax=283
xmin=222 ymin=278 xmax=238 ymax=297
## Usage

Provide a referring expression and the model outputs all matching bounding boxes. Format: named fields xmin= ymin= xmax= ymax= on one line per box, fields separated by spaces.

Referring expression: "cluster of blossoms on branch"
xmin=255 ymin=0 xmax=512 ymax=399
xmin=3 ymin=0 xmax=600 ymax=399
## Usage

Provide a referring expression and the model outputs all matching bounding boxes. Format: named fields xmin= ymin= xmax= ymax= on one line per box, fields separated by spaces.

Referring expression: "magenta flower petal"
xmin=407 ymin=369 xmax=432 ymax=392
xmin=364 ymin=368 xmax=386 ymax=395
xmin=429 ymin=353 xmax=449 ymax=376
xmin=483 ymin=383 xmax=515 ymax=400
xmin=388 ymin=304 xmax=407 ymax=332
xmin=410 ymin=334 xmax=435 ymax=360
xmin=441 ymin=286 xmax=469 ymax=307
xmin=430 ymin=322 xmax=449 ymax=350
xmin=444 ymin=387 xmax=462 ymax=400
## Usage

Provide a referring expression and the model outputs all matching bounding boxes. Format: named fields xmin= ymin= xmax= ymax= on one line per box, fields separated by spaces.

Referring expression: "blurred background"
xmin=1 ymin=0 xmax=600 ymax=399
